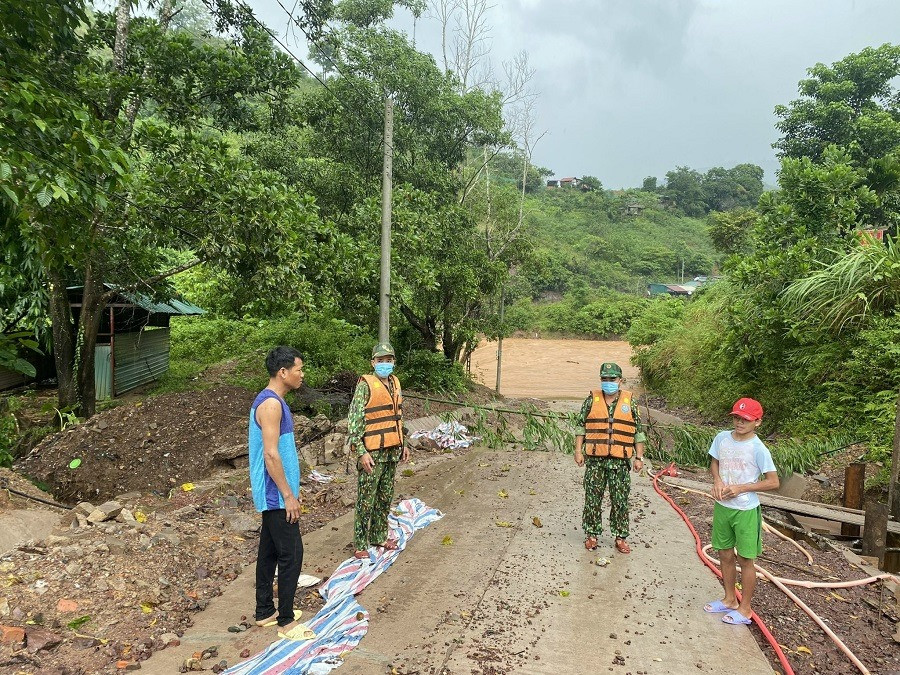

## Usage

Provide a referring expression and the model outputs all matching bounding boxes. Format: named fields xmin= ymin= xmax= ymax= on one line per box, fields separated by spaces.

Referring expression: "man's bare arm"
xmin=257 ymin=399 xmax=301 ymax=523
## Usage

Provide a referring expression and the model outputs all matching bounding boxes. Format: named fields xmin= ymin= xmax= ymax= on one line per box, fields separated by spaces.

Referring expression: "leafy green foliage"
xmin=774 ymin=44 xmax=900 ymax=164
xmin=660 ymin=164 xmax=764 ymax=217
xmin=515 ymin=188 xmax=718 ymax=299
xmin=158 ymin=315 xmax=373 ymax=394
xmin=707 ymin=208 xmax=758 ymax=255
xmin=645 ymin=421 xmax=856 ymax=477
xmin=632 ymin=45 xmax=900 ymax=474
xmin=518 ymin=292 xmax=649 ymax=338
xmin=397 ymin=349 xmax=467 ymax=393
xmin=0 ymin=332 xmax=40 ymax=377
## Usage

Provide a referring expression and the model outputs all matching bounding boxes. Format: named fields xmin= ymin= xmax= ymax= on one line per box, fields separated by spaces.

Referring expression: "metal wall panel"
xmin=94 ymin=345 xmax=112 ymax=400
xmin=113 ymin=328 xmax=170 ymax=396
xmin=0 ymin=367 xmax=30 ymax=392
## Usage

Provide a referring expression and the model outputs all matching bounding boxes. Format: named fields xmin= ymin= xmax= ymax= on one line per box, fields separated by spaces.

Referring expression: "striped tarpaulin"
xmin=225 ymin=498 xmax=443 ymax=675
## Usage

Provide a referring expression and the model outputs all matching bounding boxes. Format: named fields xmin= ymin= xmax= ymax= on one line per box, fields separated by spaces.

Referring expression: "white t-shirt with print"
xmin=708 ymin=430 xmax=777 ymax=511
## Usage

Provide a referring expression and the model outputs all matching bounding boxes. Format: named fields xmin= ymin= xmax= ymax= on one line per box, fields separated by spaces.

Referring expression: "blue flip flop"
xmin=722 ymin=610 xmax=752 ymax=625
xmin=703 ymin=600 xmax=732 ymax=613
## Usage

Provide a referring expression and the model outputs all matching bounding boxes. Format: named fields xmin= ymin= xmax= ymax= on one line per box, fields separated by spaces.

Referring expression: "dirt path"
xmin=469 ymin=338 xmax=641 ymax=399
xmin=142 ymin=447 xmax=771 ymax=674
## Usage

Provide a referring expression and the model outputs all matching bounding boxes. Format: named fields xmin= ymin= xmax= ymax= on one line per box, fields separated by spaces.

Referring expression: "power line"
xmin=228 ymin=0 xmax=398 ymax=156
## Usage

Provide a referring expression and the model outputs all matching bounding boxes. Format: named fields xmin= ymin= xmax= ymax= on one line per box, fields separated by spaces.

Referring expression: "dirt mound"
xmin=16 ymin=386 xmax=255 ymax=504
xmin=0 ymin=467 xmax=57 ymax=512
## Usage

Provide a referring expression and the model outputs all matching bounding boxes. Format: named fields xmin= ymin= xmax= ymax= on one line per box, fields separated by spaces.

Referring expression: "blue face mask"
xmin=600 ymin=381 xmax=619 ymax=394
xmin=374 ymin=362 xmax=394 ymax=378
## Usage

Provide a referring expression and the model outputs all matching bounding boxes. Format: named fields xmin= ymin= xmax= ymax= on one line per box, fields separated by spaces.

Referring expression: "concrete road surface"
xmin=143 ymin=447 xmax=772 ymax=675
xmin=341 ymin=449 xmax=772 ymax=675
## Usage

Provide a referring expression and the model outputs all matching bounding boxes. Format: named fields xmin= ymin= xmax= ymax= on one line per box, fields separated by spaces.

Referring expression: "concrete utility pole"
xmin=378 ymin=97 xmax=394 ymax=344
xmin=495 ymin=286 xmax=505 ymax=393
xmin=889 ymin=392 xmax=900 ymax=520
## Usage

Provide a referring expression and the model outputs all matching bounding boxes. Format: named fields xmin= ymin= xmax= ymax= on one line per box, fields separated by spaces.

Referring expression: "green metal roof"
xmin=68 ymin=284 xmax=204 ymax=316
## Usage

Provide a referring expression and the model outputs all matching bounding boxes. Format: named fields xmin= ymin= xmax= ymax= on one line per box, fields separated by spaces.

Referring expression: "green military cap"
xmin=599 ymin=362 xmax=622 ymax=378
xmin=372 ymin=342 xmax=395 ymax=357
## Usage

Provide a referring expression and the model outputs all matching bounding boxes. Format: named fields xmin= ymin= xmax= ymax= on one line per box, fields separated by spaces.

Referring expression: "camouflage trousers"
xmin=354 ymin=456 xmax=398 ymax=550
xmin=583 ymin=456 xmax=631 ymax=540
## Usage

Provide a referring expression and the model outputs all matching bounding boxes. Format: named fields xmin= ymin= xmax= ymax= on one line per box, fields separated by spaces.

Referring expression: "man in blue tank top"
xmin=249 ymin=346 xmax=304 ymax=628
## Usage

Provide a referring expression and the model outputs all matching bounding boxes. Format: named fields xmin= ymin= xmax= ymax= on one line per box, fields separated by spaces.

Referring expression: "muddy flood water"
xmin=469 ymin=338 xmax=641 ymax=399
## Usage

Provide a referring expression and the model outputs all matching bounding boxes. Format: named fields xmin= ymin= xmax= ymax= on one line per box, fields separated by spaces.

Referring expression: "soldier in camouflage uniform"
xmin=573 ymin=362 xmax=645 ymax=554
xmin=348 ymin=342 xmax=409 ymax=558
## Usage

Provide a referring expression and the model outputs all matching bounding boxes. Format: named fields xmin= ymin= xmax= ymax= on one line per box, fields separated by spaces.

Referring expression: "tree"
xmin=774 ymin=43 xmax=900 ymax=164
xmin=702 ymin=164 xmax=764 ymax=212
xmin=664 ymin=166 xmax=706 ymax=216
xmin=641 ymin=176 xmax=658 ymax=192
xmin=707 ymin=209 xmax=757 ymax=255
xmin=1 ymin=0 xmax=323 ymax=416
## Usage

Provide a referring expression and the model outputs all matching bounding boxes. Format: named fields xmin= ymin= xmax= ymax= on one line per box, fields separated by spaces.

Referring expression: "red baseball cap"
xmin=730 ymin=398 xmax=763 ymax=421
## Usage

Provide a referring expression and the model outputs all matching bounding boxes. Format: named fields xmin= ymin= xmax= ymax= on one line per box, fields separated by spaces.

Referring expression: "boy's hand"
xmin=574 ymin=450 xmax=584 ymax=467
xmin=711 ymin=479 xmax=725 ymax=501
xmin=721 ymin=484 xmax=742 ymax=499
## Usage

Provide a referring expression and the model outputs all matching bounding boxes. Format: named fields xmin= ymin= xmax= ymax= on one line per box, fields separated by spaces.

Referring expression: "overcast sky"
xmin=246 ymin=0 xmax=900 ymax=188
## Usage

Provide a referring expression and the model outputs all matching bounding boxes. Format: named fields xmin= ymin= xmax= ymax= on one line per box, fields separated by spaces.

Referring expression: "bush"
xmin=508 ymin=292 xmax=650 ymax=338
xmin=397 ymin=349 xmax=468 ymax=393
xmin=626 ymin=297 xmax=688 ymax=347
xmin=158 ymin=314 xmax=373 ymax=393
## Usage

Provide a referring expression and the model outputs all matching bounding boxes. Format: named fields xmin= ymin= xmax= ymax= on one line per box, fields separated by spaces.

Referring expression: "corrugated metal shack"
xmin=68 ymin=285 xmax=203 ymax=399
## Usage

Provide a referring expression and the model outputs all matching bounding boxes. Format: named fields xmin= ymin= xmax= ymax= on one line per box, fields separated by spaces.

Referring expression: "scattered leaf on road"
xmin=68 ymin=458 xmax=81 ymax=469
xmin=498 ymin=490 xmax=508 ymax=499
xmin=532 ymin=517 xmax=543 ymax=528
xmin=495 ymin=521 xmax=512 ymax=528
xmin=559 ymin=590 xmax=570 ymax=597
xmin=401 ymin=469 xmax=414 ymax=477
xmin=134 ymin=511 xmax=147 ymax=523
xmin=181 ymin=483 xmax=195 ymax=492
xmin=796 ymin=646 xmax=812 ymax=656
xmin=442 ymin=536 xmax=453 ymax=546
xmin=67 ymin=616 xmax=91 ymax=630
xmin=478 ymin=463 xmax=490 ymax=467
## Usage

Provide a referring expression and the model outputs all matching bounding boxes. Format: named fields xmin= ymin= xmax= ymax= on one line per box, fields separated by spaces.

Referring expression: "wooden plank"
xmin=842 ymin=462 xmax=865 ymax=537
xmin=659 ymin=475 xmax=900 ymax=535
xmin=862 ymin=501 xmax=888 ymax=566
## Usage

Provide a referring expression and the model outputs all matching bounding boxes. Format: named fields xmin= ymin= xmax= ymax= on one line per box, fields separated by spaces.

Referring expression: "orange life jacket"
xmin=361 ymin=374 xmax=403 ymax=451
xmin=583 ymin=389 xmax=636 ymax=459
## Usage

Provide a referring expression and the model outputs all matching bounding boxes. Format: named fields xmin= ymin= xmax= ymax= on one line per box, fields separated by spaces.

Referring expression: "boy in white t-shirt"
xmin=703 ymin=398 xmax=779 ymax=626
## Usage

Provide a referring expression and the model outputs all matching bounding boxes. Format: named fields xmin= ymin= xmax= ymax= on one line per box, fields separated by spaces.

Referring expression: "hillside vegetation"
xmin=628 ymin=45 xmax=900 ymax=491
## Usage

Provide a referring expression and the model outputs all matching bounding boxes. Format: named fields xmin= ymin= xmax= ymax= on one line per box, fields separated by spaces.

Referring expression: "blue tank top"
xmin=248 ymin=389 xmax=300 ymax=512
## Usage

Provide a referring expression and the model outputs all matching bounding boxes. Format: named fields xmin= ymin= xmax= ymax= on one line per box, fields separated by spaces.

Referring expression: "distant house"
xmin=647 ymin=283 xmax=694 ymax=297
xmin=622 ymin=202 xmax=644 ymax=216
xmin=658 ymin=195 xmax=676 ymax=209
xmin=856 ymin=227 xmax=887 ymax=244
xmin=547 ymin=177 xmax=583 ymax=189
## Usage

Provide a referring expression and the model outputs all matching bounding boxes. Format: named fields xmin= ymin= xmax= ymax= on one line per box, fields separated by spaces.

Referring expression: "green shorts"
xmin=712 ymin=502 xmax=762 ymax=559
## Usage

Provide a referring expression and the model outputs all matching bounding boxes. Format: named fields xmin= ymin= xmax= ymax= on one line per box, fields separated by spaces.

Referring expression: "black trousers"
xmin=255 ymin=509 xmax=304 ymax=626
